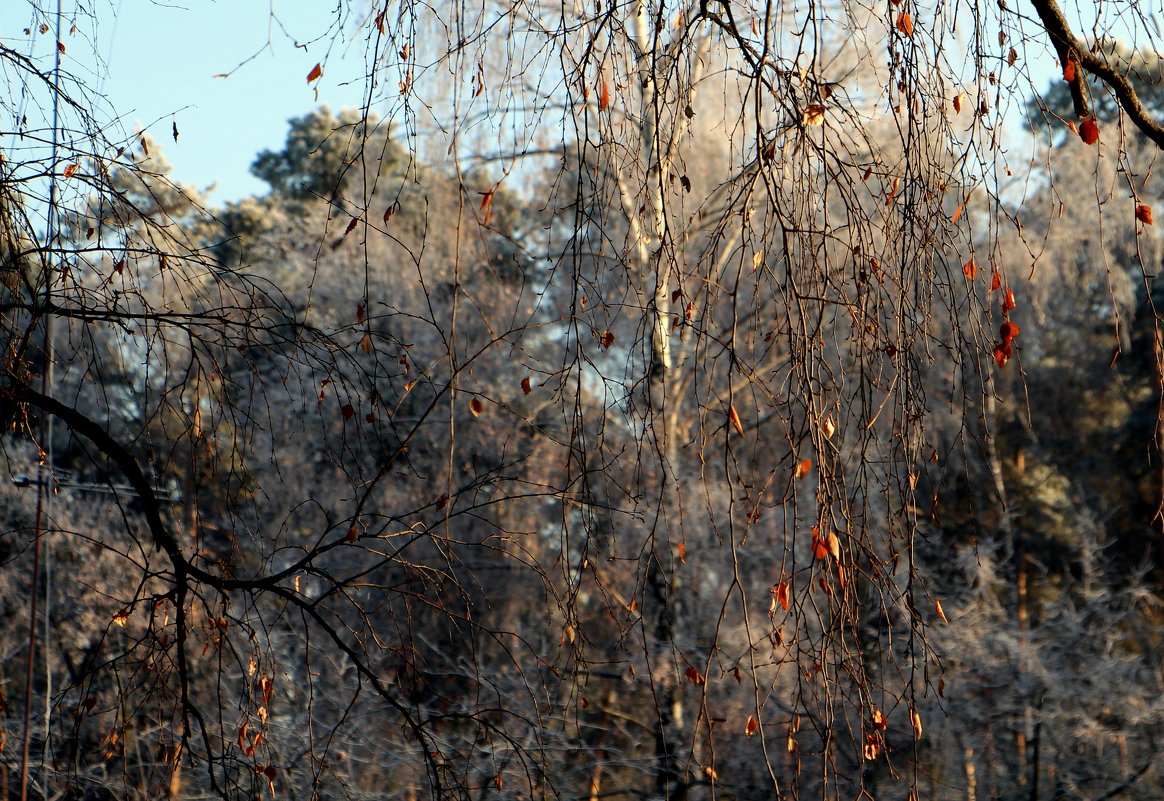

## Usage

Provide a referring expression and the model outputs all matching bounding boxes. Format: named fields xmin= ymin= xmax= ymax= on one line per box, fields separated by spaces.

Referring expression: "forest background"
xmin=4 ymin=1 xmax=1164 ymax=801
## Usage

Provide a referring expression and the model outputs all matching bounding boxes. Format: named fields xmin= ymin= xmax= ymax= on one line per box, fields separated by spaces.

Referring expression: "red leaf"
xmin=57 ymin=41 xmax=66 ymax=54
xmin=1080 ymin=118 xmax=1099 ymax=145
xmin=1063 ymin=59 xmax=1076 ymax=83
xmin=990 ymin=270 xmax=1001 ymax=291
xmin=341 ymin=403 xmax=355 ymax=421
xmin=307 ymin=63 xmax=323 ymax=83
xmin=599 ymin=330 xmax=615 ymax=348
xmin=478 ymin=189 xmax=495 ymax=225
xmin=521 ymin=376 xmax=532 ymax=395
xmin=992 ymin=342 xmax=1012 ymax=368
xmin=356 ymin=302 xmax=365 ymax=323
xmin=599 ymin=81 xmax=611 ymax=112
xmin=684 ymin=666 xmax=706 ymax=686
xmin=469 ymin=397 xmax=484 ymax=417
xmin=343 ymin=217 xmax=359 ymax=237
xmin=62 ymin=163 xmax=78 ymax=178
xmin=794 ymin=458 xmax=812 ymax=479
xmin=1137 ymin=204 xmax=1154 ymax=225
xmin=1000 ymin=320 xmax=1020 ymax=344
xmin=962 ymin=259 xmax=976 ymax=280
xmin=347 ymin=525 xmax=359 ymax=543
xmin=1002 ymin=288 xmax=1017 ymax=313
xmin=745 ymin=715 xmax=760 ymax=737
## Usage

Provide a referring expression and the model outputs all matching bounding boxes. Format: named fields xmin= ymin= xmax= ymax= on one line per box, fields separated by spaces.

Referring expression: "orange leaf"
xmin=886 ymin=175 xmax=900 ymax=205
xmin=1137 ymin=204 xmax=1154 ymax=225
xmin=359 ymin=333 xmax=373 ymax=354
xmin=1002 ymin=288 xmax=1017 ymax=313
xmin=599 ymin=81 xmax=610 ymax=112
xmin=684 ymin=666 xmax=706 ymax=686
xmin=62 ymin=163 xmax=78 ymax=178
xmin=811 ymin=527 xmax=829 ymax=560
xmin=952 ymin=92 xmax=964 ymax=114
xmin=895 ymin=12 xmax=914 ymax=37
xmin=745 ymin=715 xmax=760 ymax=737
xmin=521 ymin=376 xmax=532 ymax=395
xmin=950 ymin=202 xmax=964 ymax=224
xmin=775 ymin=581 xmax=790 ymax=611
xmin=1063 ymin=59 xmax=1076 ymax=83
xmin=469 ymin=397 xmax=484 ymax=417
xmin=678 ymin=540 xmax=687 ymax=563
xmin=599 ymin=330 xmax=615 ymax=348
xmin=802 ymin=104 xmax=826 ymax=126
xmin=794 ymin=458 xmax=812 ymax=479
xmin=935 ymin=599 xmax=949 ymax=623
xmin=962 ymin=259 xmax=976 ymax=280
xmin=990 ymin=270 xmax=1002 ymax=291
xmin=728 ymin=404 xmax=745 ymax=437
xmin=826 ymin=530 xmax=841 ymax=560
xmin=478 ymin=189 xmax=495 ymax=225
xmin=1080 ymin=118 xmax=1099 ymax=145
xmin=910 ymin=708 xmax=923 ymax=740
xmin=307 ymin=62 xmax=323 ymax=83
xmin=872 ymin=709 xmax=887 ymax=730
xmin=821 ymin=416 xmax=835 ymax=439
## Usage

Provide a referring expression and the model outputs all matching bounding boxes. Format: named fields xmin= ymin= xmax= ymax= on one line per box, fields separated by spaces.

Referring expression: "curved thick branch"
xmin=1029 ymin=0 xmax=1164 ymax=149
xmin=2 ymin=381 xmax=186 ymax=565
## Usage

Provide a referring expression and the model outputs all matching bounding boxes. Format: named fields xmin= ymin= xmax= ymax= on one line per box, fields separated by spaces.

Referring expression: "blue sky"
xmin=80 ymin=0 xmax=369 ymax=203
xmin=6 ymin=0 xmax=1077 ymax=212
